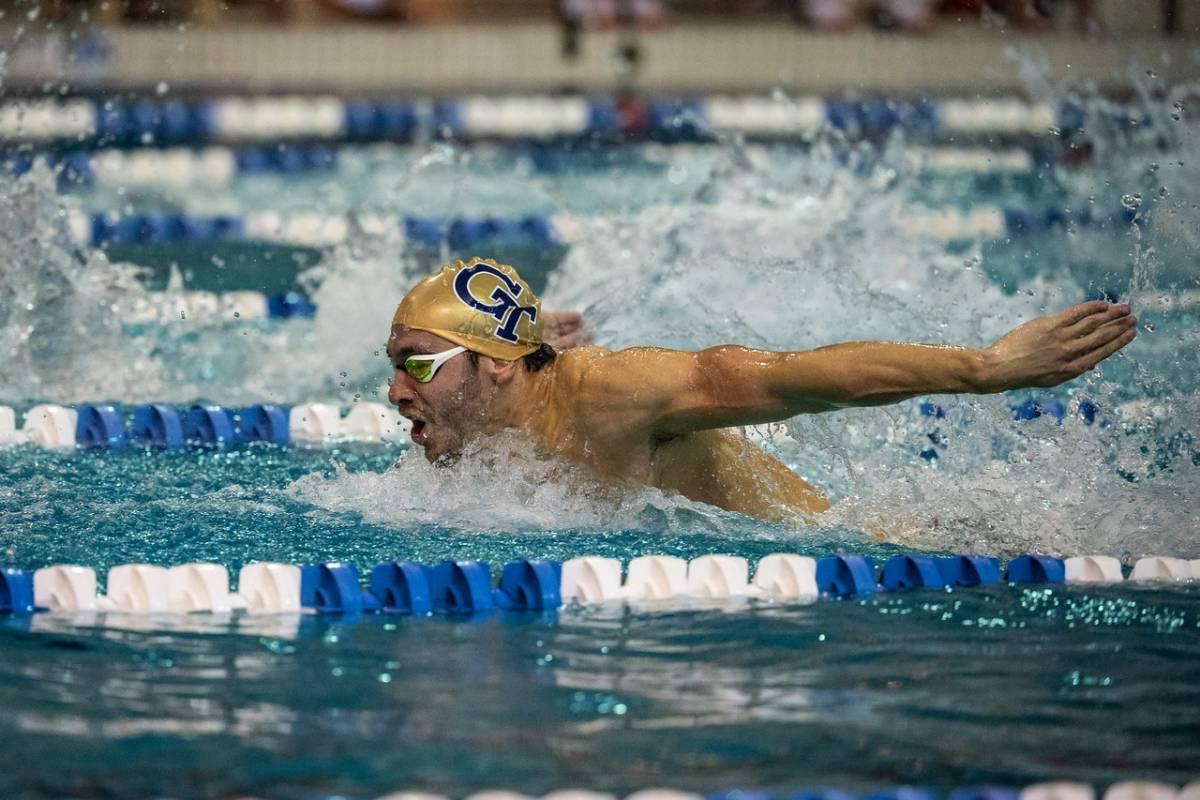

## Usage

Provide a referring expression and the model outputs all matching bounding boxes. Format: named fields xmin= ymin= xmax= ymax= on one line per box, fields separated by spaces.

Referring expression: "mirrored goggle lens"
xmin=403 ymin=357 xmax=436 ymax=383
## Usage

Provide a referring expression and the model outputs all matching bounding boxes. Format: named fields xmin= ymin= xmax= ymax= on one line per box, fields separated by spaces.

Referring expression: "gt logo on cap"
xmin=452 ymin=261 xmax=539 ymax=343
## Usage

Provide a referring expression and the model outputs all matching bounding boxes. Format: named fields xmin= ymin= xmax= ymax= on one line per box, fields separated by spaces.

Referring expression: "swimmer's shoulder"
xmin=553 ymin=345 xmax=683 ymax=416
xmin=553 ymin=345 xmax=611 ymax=394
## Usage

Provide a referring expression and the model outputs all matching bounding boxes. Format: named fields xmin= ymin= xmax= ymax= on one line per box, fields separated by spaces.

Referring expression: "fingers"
xmin=545 ymin=311 xmax=582 ymax=332
xmin=1058 ymin=300 xmax=1114 ymax=327
xmin=1064 ymin=302 xmax=1132 ymax=337
xmin=1071 ymin=313 xmax=1137 ymax=357
xmin=1070 ymin=320 xmax=1138 ymax=373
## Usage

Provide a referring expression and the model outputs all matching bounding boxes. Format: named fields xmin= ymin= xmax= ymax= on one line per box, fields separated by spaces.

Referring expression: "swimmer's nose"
xmin=388 ymin=370 xmax=418 ymax=407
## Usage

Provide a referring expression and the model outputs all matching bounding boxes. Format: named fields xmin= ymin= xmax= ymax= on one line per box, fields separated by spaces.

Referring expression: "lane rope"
xmin=2 ymin=553 xmax=1196 ymax=618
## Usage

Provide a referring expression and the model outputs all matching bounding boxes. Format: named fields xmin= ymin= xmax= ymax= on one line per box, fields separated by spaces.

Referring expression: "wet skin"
xmin=387 ymin=301 xmax=1137 ymax=524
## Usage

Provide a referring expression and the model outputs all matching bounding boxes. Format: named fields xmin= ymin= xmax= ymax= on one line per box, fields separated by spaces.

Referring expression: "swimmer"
xmin=386 ymin=258 xmax=1137 ymax=524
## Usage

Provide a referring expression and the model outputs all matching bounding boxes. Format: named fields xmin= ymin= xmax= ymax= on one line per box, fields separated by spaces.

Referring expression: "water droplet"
xmin=1120 ymin=193 xmax=1142 ymax=211
xmin=1146 ymin=69 xmax=1157 ymax=78
xmin=232 ymin=311 xmax=240 ymax=318
xmin=26 ymin=6 xmax=40 ymax=20
xmin=155 ymin=82 xmax=169 ymax=96
xmin=1048 ymin=126 xmax=1062 ymax=136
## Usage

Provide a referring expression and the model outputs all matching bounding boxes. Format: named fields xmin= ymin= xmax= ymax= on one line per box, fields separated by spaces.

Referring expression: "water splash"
xmin=0 ymin=170 xmax=417 ymax=405
xmin=2 ymin=91 xmax=1197 ymax=555
xmin=542 ymin=134 xmax=1198 ymax=557
xmin=287 ymin=429 xmax=773 ymax=537
xmin=0 ymin=165 xmax=164 ymax=403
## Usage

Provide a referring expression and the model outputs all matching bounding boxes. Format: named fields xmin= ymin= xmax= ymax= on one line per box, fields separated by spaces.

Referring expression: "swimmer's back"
xmin=545 ymin=346 xmax=829 ymax=522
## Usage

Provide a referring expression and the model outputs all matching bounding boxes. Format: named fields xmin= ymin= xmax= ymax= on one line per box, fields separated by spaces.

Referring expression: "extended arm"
xmin=598 ymin=301 xmax=1137 ymax=439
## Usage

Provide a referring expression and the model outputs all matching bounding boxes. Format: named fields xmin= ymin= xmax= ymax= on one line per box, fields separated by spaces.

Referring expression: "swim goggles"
xmin=398 ymin=345 xmax=467 ymax=383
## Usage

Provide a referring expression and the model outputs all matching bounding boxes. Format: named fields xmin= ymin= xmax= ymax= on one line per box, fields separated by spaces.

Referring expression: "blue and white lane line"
xmin=2 ymin=552 xmax=1197 ymax=617
xmin=66 ymin=205 xmax=1140 ymax=250
xmin=408 ymin=786 xmax=1197 ymax=800
xmin=371 ymin=784 xmax=1200 ymax=800
xmin=0 ymin=95 xmax=1159 ymax=144
xmin=72 ymin=211 xmax=561 ymax=248
xmin=0 ymin=402 xmax=410 ymax=450
xmin=9 ymin=143 xmax=1042 ymax=193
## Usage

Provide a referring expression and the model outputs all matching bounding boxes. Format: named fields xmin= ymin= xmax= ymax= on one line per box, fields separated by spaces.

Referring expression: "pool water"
xmin=3 ymin=585 xmax=1199 ymax=799
xmin=2 ymin=85 xmax=1199 ymax=799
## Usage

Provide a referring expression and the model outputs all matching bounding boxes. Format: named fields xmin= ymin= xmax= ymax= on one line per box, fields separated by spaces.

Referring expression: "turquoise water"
xmin=2 ymin=88 xmax=1200 ymax=797
xmin=2 ymin=579 xmax=1199 ymax=799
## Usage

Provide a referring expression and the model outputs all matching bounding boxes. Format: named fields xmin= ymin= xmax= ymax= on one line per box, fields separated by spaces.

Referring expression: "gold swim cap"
xmin=392 ymin=258 xmax=543 ymax=361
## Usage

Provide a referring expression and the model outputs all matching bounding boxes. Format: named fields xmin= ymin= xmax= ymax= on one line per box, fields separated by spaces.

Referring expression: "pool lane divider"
xmin=76 ymin=212 xmax=560 ymax=249
xmin=0 ymin=94 xmax=1157 ymax=144
xmin=66 ymin=206 xmax=1141 ymax=251
xmin=2 ymin=553 xmax=1197 ymax=617
xmin=12 ymin=144 xmax=1043 ymax=192
xmin=385 ymin=783 xmax=1196 ymax=800
xmin=0 ymin=402 xmax=410 ymax=449
xmin=360 ymin=781 xmax=1200 ymax=800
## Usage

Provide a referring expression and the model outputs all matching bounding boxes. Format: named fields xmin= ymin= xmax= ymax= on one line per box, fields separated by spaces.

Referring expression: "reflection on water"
xmin=2 ymin=586 xmax=1198 ymax=798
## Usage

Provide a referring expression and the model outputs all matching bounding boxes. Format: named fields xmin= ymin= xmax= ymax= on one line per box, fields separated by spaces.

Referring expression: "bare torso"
xmin=521 ymin=346 xmax=829 ymax=523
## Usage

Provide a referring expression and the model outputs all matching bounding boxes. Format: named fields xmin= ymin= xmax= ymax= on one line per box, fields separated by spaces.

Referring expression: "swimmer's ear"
xmin=482 ymin=355 xmax=520 ymax=386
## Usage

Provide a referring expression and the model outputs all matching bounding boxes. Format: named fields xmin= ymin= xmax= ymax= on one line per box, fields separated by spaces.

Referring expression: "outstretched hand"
xmin=543 ymin=310 xmax=594 ymax=350
xmin=982 ymin=301 xmax=1137 ymax=392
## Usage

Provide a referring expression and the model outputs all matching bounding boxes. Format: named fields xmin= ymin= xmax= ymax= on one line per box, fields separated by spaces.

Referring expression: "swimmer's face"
xmin=386 ymin=327 xmax=492 ymax=463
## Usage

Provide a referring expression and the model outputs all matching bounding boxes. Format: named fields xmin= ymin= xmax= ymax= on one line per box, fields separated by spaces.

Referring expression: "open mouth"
xmin=409 ymin=419 xmax=429 ymax=445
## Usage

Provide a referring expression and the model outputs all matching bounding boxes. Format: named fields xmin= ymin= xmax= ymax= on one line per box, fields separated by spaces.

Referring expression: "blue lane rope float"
xmin=0 ymin=94 xmax=1169 ymax=146
xmin=182 ymin=405 xmax=238 ymax=446
xmin=0 ymin=402 xmax=410 ymax=449
xmin=370 ymin=562 xmax=434 ymax=615
xmin=0 ymin=568 xmax=35 ymax=614
xmin=815 ymin=555 xmax=877 ymax=598
xmin=3 ymin=554 xmax=1196 ymax=619
xmin=129 ymin=403 xmax=186 ymax=450
xmin=879 ymin=555 xmax=946 ymax=591
xmin=1006 ymin=555 xmax=1067 ymax=584
xmin=937 ymin=556 xmax=1002 ymax=587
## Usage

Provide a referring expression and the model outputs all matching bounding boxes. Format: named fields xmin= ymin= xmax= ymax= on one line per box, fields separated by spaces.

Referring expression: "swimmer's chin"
xmin=417 ymin=443 xmax=461 ymax=466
